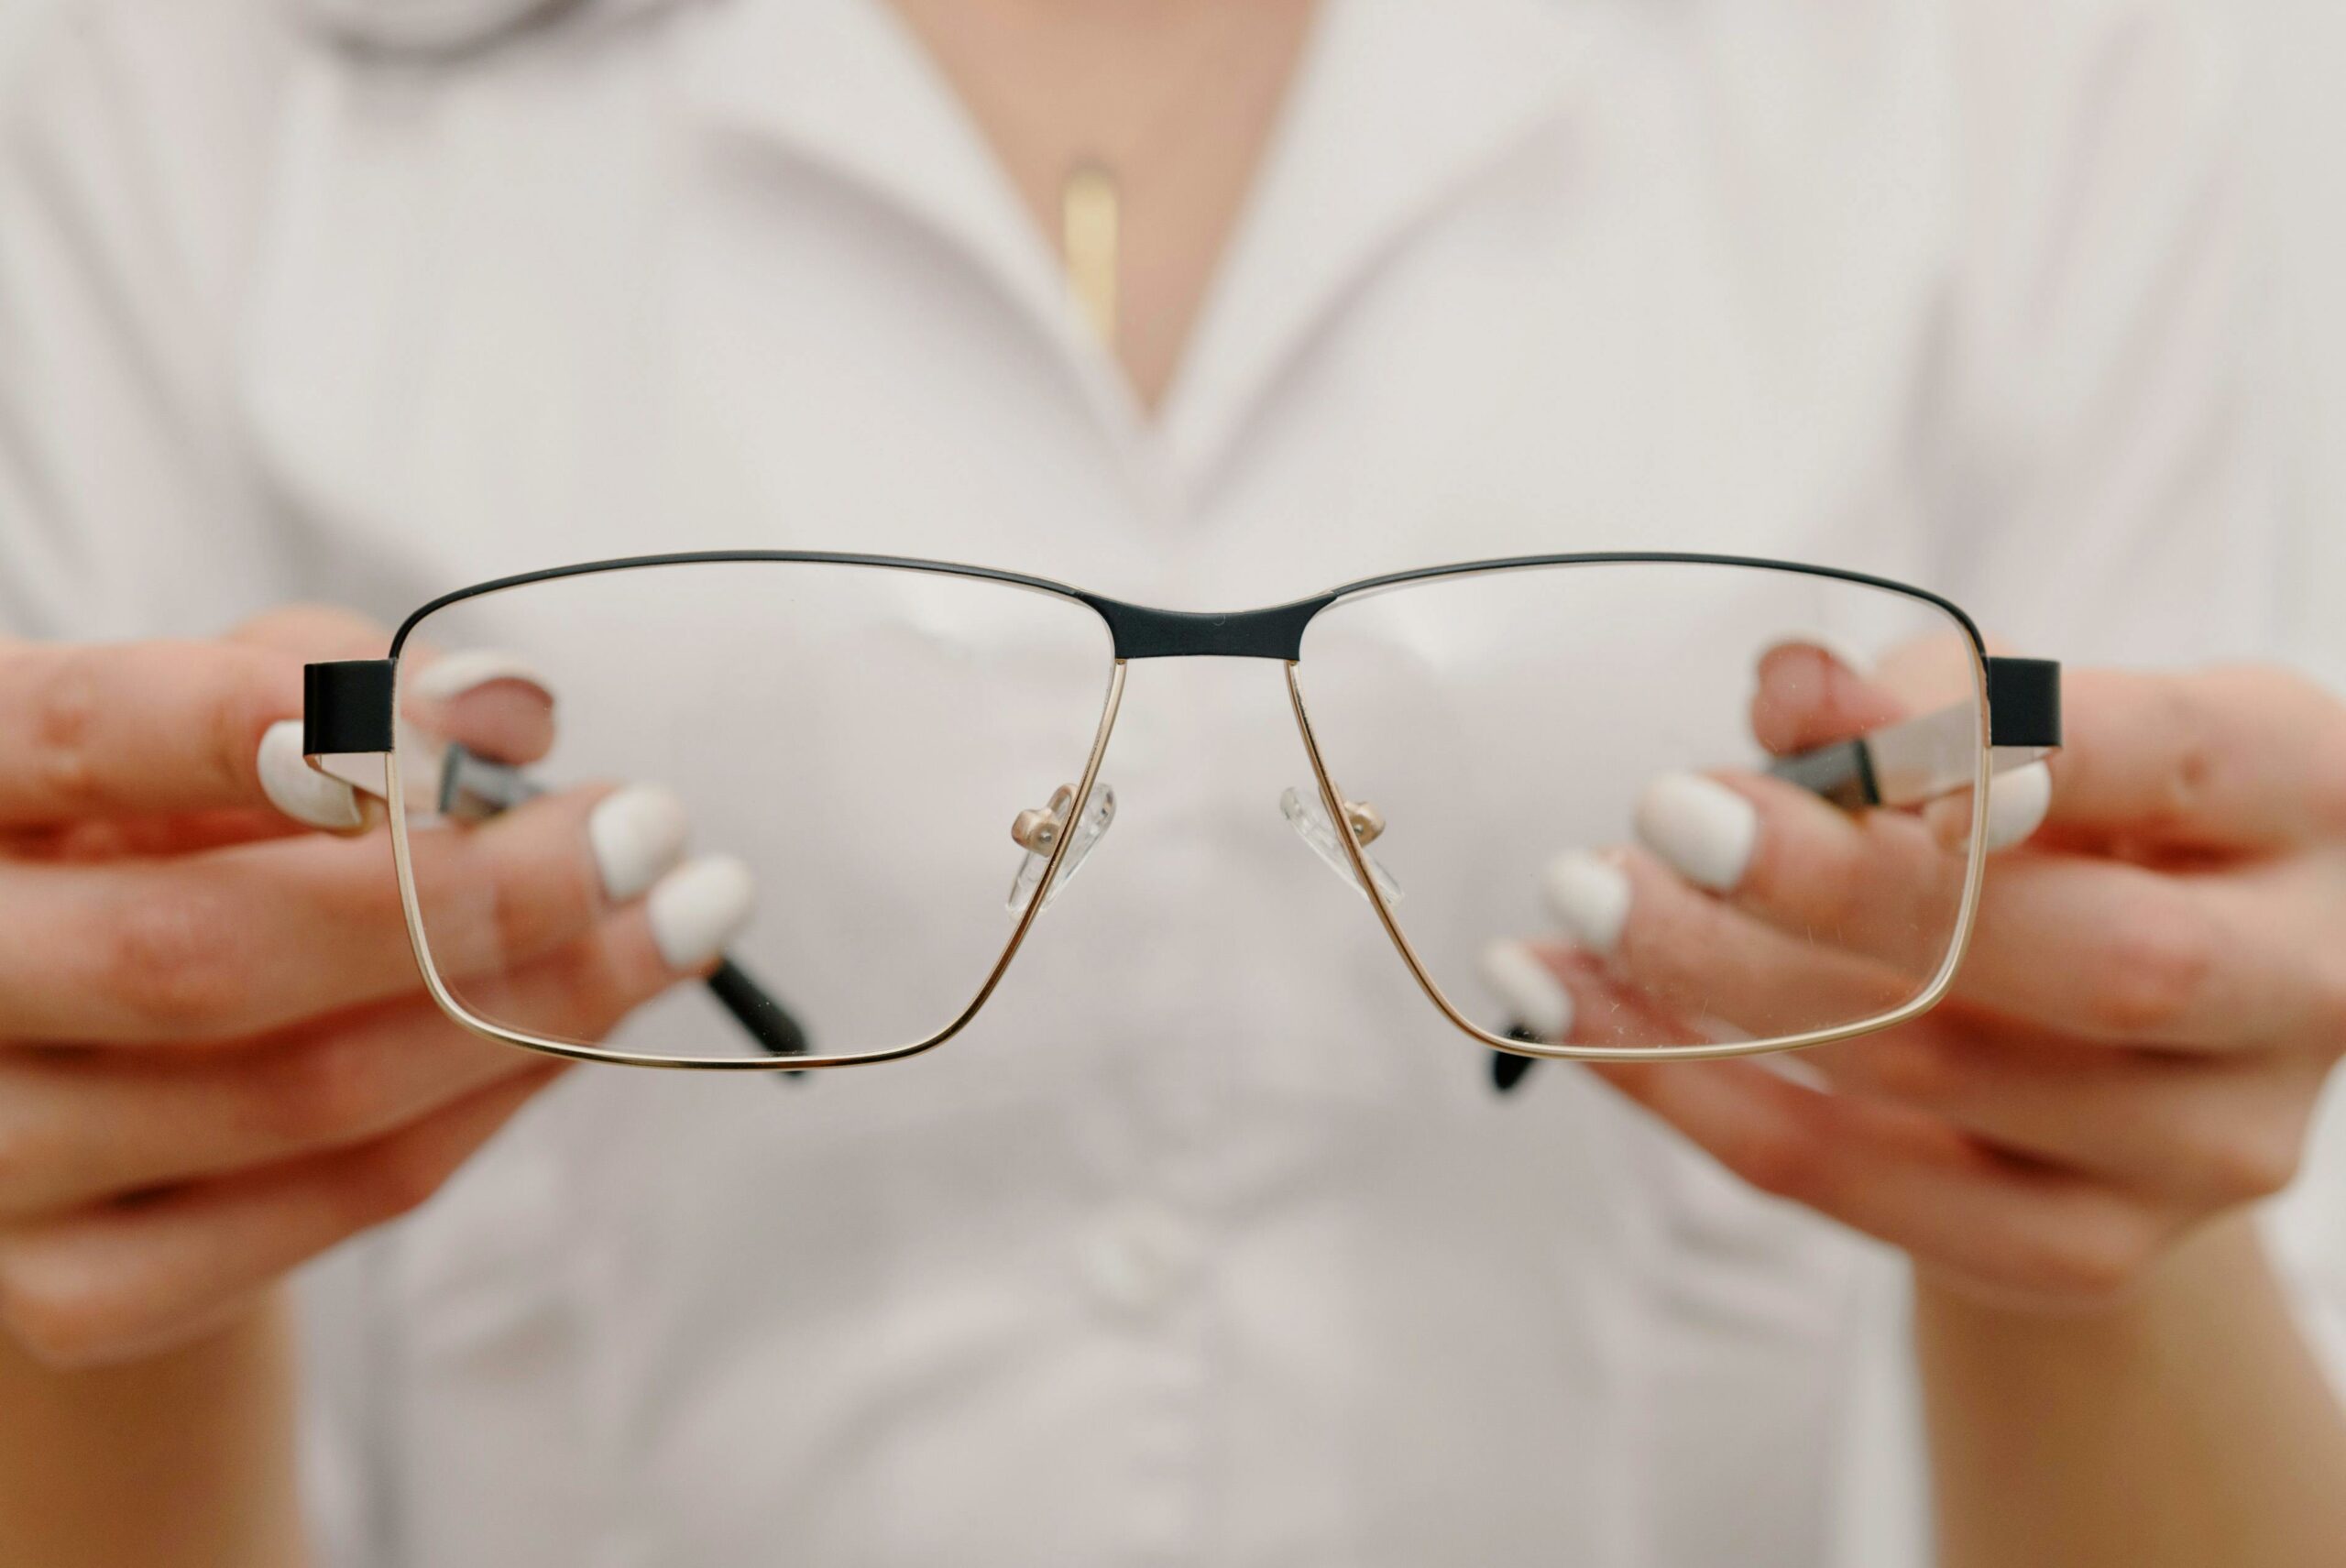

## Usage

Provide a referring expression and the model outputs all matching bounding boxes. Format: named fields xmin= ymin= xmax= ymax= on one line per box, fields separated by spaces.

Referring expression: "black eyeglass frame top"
xmin=302 ymin=550 xmax=2061 ymax=1074
xmin=308 ymin=549 xmax=2059 ymax=749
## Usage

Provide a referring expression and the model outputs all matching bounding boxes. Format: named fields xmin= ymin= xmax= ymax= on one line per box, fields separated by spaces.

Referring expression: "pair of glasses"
xmin=301 ymin=552 xmax=2060 ymax=1079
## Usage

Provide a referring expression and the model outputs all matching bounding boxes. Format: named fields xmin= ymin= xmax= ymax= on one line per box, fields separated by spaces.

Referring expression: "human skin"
xmin=1507 ymin=655 xmax=2346 ymax=1566
xmin=0 ymin=607 xmax=729 ymax=1566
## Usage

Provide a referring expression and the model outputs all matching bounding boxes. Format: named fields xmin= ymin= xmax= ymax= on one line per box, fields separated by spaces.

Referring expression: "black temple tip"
xmin=706 ymin=958 xmax=814 ymax=1083
xmin=1491 ymin=1025 xmax=1542 ymax=1094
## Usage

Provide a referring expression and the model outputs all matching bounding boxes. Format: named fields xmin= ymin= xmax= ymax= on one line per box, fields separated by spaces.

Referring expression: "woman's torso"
xmin=5 ymin=0 xmax=2262 ymax=1562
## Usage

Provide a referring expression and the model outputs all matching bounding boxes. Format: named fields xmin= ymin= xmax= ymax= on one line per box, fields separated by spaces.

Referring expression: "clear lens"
xmin=1291 ymin=561 xmax=1987 ymax=1056
xmin=391 ymin=561 xmax=1116 ymax=1065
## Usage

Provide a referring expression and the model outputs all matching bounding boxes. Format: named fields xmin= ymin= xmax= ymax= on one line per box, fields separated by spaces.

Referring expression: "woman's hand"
xmin=1500 ymin=658 xmax=2346 ymax=1313
xmin=0 ymin=608 xmax=739 ymax=1369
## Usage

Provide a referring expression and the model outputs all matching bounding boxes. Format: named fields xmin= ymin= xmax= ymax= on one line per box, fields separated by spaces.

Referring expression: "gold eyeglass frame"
xmin=305 ymin=552 xmax=2024 ymax=1073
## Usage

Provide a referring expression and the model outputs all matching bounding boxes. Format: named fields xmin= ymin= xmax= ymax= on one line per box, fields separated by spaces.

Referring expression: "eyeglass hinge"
xmin=1985 ymin=657 xmax=2060 ymax=751
xmin=302 ymin=660 xmax=397 ymax=755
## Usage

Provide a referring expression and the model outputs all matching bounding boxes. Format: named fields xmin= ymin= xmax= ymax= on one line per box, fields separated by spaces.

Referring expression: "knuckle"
xmin=541 ymin=931 xmax=662 ymax=1036
xmin=1725 ymin=1113 xmax=1831 ymax=1204
xmin=0 ymin=1122 xmax=48 ymax=1208
xmin=1865 ymin=1032 xmax=1968 ymax=1106
xmin=2011 ymin=1215 xmax=2159 ymax=1307
xmin=0 ymin=1255 xmax=128 ymax=1370
xmin=257 ymin=1037 xmax=398 ymax=1146
xmin=315 ymin=839 xmax=406 ymax=933
xmin=477 ymin=837 xmax=599 ymax=969
xmin=2082 ymin=897 xmax=2216 ymax=1036
xmin=2313 ymin=961 xmax=2346 ymax=1048
xmin=338 ymin=1140 xmax=452 ymax=1228
xmin=1619 ymin=893 xmax=1711 ymax=996
xmin=1763 ymin=822 xmax=1869 ymax=937
xmin=2308 ymin=741 xmax=2346 ymax=839
xmin=29 ymin=649 xmax=104 ymax=807
xmin=101 ymin=885 xmax=255 ymax=1033
xmin=2196 ymin=1122 xmax=2304 ymax=1202
xmin=203 ymin=645 xmax=297 ymax=793
xmin=2148 ymin=681 xmax=2221 ymax=835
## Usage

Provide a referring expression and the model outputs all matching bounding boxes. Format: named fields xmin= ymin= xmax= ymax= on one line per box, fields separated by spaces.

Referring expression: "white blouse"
xmin=2 ymin=1 xmax=2332 ymax=1564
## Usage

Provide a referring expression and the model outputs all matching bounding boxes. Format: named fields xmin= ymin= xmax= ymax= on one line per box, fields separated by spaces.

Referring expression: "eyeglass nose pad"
xmin=1006 ymin=783 xmax=1117 ymax=915
xmin=1279 ymin=786 xmax=1404 ymax=904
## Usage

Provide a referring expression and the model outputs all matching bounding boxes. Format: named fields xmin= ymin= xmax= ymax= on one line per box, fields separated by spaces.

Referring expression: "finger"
xmin=2039 ymin=666 xmax=2346 ymax=854
xmin=403 ymin=651 xmax=558 ymax=768
xmin=0 ymin=903 xmax=684 ymax=1218
xmin=224 ymin=604 xmax=388 ymax=663
xmin=1476 ymin=940 xmax=1710 ymax=1052
xmin=1806 ymin=1012 xmax=2328 ymax=1205
xmin=1749 ymin=640 xmax=1911 ymax=755
xmin=0 ymin=1067 xmax=561 ymax=1368
xmin=1606 ymin=770 xmax=2323 ymax=1048
xmin=1539 ymin=846 xmax=1913 ymax=1040
xmin=1546 ymin=770 xmax=1968 ymax=984
xmin=0 ymin=641 xmax=306 ymax=827
xmin=12 ymin=808 xmax=307 ymax=862
xmin=0 ymin=783 xmax=691 ymax=1042
xmin=1589 ymin=751 xmax=2321 ymax=1048
xmin=1588 ymin=1057 xmax=2182 ymax=1310
xmin=1949 ymin=851 xmax=2328 ymax=1048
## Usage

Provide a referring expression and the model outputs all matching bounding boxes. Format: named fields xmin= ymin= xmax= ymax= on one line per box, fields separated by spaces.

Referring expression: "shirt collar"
xmin=682 ymin=0 xmax=1588 ymax=490
xmin=684 ymin=0 xmax=1131 ymax=441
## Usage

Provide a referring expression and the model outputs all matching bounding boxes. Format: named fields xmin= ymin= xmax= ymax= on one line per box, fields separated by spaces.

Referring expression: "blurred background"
xmin=2240 ymin=0 xmax=2346 ymax=680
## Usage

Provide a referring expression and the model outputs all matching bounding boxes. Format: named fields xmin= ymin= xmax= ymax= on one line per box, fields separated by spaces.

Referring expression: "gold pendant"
xmin=1061 ymin=159 xmax=1120 ymax=348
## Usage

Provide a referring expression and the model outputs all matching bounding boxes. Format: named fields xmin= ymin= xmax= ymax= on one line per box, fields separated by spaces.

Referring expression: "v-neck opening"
xmin=880 ymin=0 xmax=1332 ymax=430
xmin=684 ymin=0 xmax=1589 ymax=490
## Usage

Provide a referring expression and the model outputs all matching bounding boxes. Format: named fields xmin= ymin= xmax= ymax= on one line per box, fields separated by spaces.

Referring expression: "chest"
xmin=243 ymin=14 xmax=1958 ymax=630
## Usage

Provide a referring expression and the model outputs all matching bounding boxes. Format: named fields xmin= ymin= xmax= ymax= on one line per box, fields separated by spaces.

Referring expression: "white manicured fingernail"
xmin=648 ymin=855 xmax=755 ymax=969
xmin=1981 ymin=760 xmax=2053 ymax=853
xmin=1477 ymin=940 xmax=1573 ymax=1041
xmin=1771 ymin=628 xmax=1871 ymax=673
xmin=411 ymin=649 xmax=554 ymax=702
xmin=588 ymin=784 xmax=690 ymax=901
xmin=1635 ymin=773 xmax=1758 ymax=892
xmin=257 ymin=719 xmax=367 ymax=830
xmin=1543 ymin=850 xmax=1632 ymax=955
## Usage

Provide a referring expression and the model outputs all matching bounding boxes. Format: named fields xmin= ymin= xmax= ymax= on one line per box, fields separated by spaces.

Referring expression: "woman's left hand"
xmin=1508 ymin=663 xmax=2346 ymax=1313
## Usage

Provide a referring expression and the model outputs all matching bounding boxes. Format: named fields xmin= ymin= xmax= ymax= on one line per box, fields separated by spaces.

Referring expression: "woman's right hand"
xmin=0 ymin=608 xmax=738 ymax=1368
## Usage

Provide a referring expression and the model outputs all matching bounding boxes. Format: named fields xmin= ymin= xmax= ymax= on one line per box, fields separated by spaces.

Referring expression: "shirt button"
xmin=1082 ymin=1202 xmax=1200 ymax=1316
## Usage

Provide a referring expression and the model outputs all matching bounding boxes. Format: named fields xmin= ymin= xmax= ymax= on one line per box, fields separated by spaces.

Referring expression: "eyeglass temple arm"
xmin=301 ymin=661 xmax=812 ymax=1066
xmin=1764 ymin=656 xmax=2061 ymax=809
xmin=1491 ymin=656 xmax=2061 ymax=1093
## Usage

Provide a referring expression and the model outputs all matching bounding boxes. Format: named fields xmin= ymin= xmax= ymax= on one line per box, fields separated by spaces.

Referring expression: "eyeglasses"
xmin=301 ymin=552 xmax=2060 ymax=1077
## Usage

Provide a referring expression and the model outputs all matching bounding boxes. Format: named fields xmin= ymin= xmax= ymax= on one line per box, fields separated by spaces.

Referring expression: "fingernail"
xmin=648 ymin=854 xmax=755 ymax=969
xmin=588 ymin=784 xmax=690 ymax=901
xmin=1635 ymin=773 xmax=1758 ymax=892
xmin=1980 ymin=760 xmax=2053 ymax=853
xmin=411 ymin=649 xmax=554 ymax=703
xmin=1477 ymin=940 xmax=1573 ymax=1041
xmin=257 ymin=719 xmax=367 ymax=830
xmin=1542 ymin=850 xmax=1632 ymax=955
